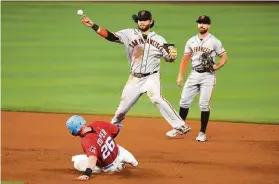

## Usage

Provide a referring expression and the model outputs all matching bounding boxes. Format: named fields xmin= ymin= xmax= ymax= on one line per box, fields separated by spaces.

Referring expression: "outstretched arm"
xmin=81 ymin=16 xmax=120 ymax=43
xmin=76 ymin=155 xmax=97 ymax=181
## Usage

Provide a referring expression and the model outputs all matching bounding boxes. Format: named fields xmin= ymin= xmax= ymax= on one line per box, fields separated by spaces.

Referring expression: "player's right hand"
xmin=81 ymin=16 xmax=94 ymax=27
xmin=176 ymin=75 xmax=184 ymax=87
xmin=76 ymin=175 xmax=90 ymax=181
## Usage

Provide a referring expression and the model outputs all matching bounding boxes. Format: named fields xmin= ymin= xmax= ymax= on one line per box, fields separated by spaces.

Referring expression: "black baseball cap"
xmin=196 ymin=15 xmax=211 ymax=24
xmin=134 ymin=10 xmax=152 ymax=20
xmin=132 ymin=10 xmax=155 ymax=28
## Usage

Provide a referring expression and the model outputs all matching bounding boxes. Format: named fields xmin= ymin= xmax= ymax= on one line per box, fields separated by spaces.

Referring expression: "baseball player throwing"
xmin=176 ymin=15 xmax=228 ymax=142
xmin=66 ymin=115 xmax=138 ymax=181
xmin=80 ymin=10 xmax=190 ymax=137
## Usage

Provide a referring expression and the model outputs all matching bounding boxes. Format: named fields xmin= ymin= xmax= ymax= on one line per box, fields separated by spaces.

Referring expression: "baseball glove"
xmin=201 ymin=52 xmax=215 ymax=72
xmin=163 ymin=43 xmax=177 ymax=62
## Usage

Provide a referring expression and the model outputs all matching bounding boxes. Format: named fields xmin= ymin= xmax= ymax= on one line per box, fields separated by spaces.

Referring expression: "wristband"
xmin=83 ymin=168 xmax=93 ymax=177
xmin=92 ymin=24 xmax=99 ymax=32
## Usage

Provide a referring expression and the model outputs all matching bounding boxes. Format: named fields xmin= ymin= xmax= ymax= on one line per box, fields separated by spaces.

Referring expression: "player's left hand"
xmin=168 ymin=46 xmax=178 ymax=60
xmin=163 ymin=44 xmax=177 ymax=62
xmin=76 ymin=175 xmax=90 ymax=181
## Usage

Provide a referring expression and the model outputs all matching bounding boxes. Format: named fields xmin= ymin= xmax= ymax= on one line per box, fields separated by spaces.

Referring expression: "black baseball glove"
xmin=201 ymin=52 xmax=215 ymax=72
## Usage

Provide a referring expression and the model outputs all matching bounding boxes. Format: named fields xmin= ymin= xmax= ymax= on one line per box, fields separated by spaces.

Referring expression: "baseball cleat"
xmin=117 ymin=163 xmax=125 ymax=171
xmin=196 ymin=132 xmax=207 ymax=142
xmin=122 ymin=160 xmax=138 ymax=167
xmin=131 ymin=161 xmax=138 ymax=167
xmin=166 ymin=125 xmax=191 ymax=138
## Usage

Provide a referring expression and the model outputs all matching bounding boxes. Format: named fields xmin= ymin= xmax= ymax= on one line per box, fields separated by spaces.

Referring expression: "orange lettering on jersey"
xmin=129 ymin=38 xmax=168 ymax=52
xmin=192 ymin=46 xmax=212 ymax=54
xmin=131 ymin=40 xmax=139 ymax=47
xmin=139 ymin=38 xmax=145 ymax=44
xmin=129 ymin=44 xmax=134 ymax=48
xmin=155 ymin=42 xmax=159 ymax=49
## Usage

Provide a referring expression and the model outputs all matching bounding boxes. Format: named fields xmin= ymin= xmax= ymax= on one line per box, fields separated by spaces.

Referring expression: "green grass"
xmin=2 ymin=2 xmax=279 ymax=123
xmin=1 ymin=181 xmax=24 ymax=184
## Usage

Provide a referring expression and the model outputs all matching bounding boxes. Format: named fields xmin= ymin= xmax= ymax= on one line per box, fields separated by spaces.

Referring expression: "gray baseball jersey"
xmin=111 ymin=28 xmax=186 ymax=130
xmin=184 ymin=34 xmax=226 ymax=70
xmin=114 ymin=29 xmax=170 ymax=74
xmin=180 ymin=33 xmax=226 ymax=111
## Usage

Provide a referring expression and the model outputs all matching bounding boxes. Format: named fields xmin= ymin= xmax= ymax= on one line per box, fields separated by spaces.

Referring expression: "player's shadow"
xmin=108 ymin=166 xmax=163 ymax=179
xmin=41 ymin=168 xmax=77 ymax=174
xmin=41 ymin=166 xmax=163 ymax=179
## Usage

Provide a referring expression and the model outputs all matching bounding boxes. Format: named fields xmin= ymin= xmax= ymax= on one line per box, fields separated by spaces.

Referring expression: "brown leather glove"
xmin=163 ymin=43 xmax=178 ymax=62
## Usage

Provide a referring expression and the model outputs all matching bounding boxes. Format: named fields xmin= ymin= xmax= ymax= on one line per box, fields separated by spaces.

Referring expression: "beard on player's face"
xmin=138 ymin=20 xmax=152 ymax=32
xmin=198 ymin=28 xmax=208 ymax=34
xmin=138 ymin=24 xmax=150 ymax=32
xmin=198 ymin=24 xmax=210 ymax=34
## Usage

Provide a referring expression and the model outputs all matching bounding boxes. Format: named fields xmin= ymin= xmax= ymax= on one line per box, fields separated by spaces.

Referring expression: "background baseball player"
xmin=80 ymin=10 xmax=191 ymax=137
xmin=66 ymin=115 xmax=138 ymax=181
xmin=176 ymin=15 xmax=228 ymax=142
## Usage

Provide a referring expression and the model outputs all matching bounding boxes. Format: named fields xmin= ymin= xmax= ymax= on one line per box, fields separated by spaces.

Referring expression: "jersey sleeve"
xmin=81 ymin=138 xmax=98 ymax=157
xmin=214 ymin=39 xmax=226 ymax=56
xmin=113 ymin=29 xmax=130 ymax=44
xmin=159 ymin=36 xmax=172 ymax=57
xmin=108 ymin=123 xmax=119 ymax=138
xmin=99 ymin=121 xmax=119 ymax=138
xmin=160 ymin=36 xmax=168 ymax=44
xmin=184 ymin=39 xmax=192 ymax=55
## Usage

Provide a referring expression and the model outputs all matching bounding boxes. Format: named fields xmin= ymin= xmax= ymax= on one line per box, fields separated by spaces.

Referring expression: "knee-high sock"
xmin=201 ymin=111 xmax=210 ymax=133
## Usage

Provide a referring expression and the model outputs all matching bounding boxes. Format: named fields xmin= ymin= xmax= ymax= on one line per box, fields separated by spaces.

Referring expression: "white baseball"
xmin=77 ymin=10 xmax=84 ymax=16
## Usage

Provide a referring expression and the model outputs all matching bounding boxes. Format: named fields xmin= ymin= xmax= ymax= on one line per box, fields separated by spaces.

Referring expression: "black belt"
xmin=193 ymin=68 xmax=207 ymax=73
xmin=132 ymin=71 xmax=158 ymax=78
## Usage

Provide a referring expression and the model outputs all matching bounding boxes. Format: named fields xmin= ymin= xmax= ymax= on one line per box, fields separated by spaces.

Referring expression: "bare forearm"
xmin=178 ymin=55 xmax=190 ymax=77
xmin=213 ymin=54 xmax=227 ymax=71
xmin=87 ymin=156 xmax=97 ymax=169
xmin=81 ymin=156 xmax=97 ymax=179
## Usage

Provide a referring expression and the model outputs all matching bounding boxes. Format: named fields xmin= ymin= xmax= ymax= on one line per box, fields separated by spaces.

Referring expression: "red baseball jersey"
xmin=81 ymin=121 xmax=120 ymax=168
